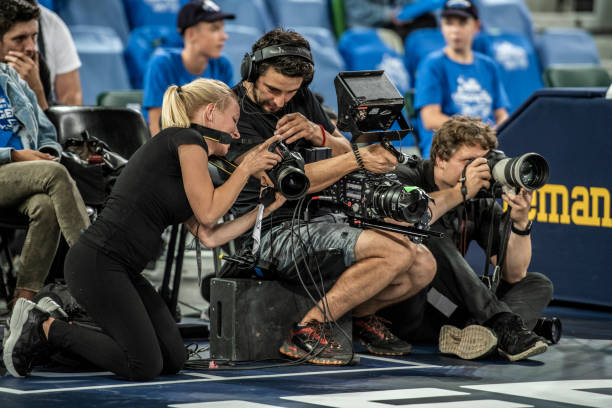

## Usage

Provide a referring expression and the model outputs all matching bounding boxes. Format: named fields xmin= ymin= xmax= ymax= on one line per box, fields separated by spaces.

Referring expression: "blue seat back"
xmin=265 ymin=0 xmax=333 ymax=31
xmin=297 ymin=27 xmax=345 ymax=112
xmin=474 ymin=32 xmax=543 ymax=113
xmin=223 ymin=24 xmax=265 ymax=84
xmin=55 ymin=0 xmax=131 ymax=44
xmin=404 ymin=28 xmax=445 ymax=89
xmin=339 ymin=28 xmax=410 ymax=95
xmin=124 ymin=25 xmax=184 ymax=89
xmin=70 ymin=26 xmax=132 ymax=105
xmin=122 ymin=0 xmax=191 ymax=29
xmin=477 ymin=0 xmax=535 ymax=44
xmin=217 ymin=0 xmax=275 ymax=33
xmin=536 ymin=28 xmax=601 ymax=69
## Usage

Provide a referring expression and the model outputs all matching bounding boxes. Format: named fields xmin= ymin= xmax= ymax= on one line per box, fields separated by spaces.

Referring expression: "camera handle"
xmin=380 ymin=139 xmax=419 ymax=167
xmin=347 ymin=217 xmax=444 ymax=243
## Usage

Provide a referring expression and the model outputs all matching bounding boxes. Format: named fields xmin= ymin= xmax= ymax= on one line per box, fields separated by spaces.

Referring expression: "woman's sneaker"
xmin=439 ymin=324 xmax=498 ymax=360
xmin=2 ymin=298 xmax=50 ymax=377
xmin=36 ymin=296 xmax=69 ymax=321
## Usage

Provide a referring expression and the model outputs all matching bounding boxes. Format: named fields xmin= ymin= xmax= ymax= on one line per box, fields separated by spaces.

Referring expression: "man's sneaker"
xmin=36 ymin=297 xmax=69 ymax=321
xmin=279 ymin=321 xmax=357 ymax=365
xmin=353 ymin=315 xmax=412 ymax=356
xmin=439 ymin=324 xmax=498 ymax=360
xmin=2 ymin=298 xmax=50 ymax=377
xmin=485 ymin=312 xmax=548 ymax=362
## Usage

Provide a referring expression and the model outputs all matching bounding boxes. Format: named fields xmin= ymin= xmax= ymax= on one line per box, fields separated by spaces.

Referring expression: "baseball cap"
xmin=441 ymin=0 xmax=479 ymax=20
xmin=177 ymin=0 xmax=235 ymax=34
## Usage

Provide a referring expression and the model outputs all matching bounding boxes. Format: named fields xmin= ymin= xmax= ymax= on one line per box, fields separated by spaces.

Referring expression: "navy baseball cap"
xmin=441 ymin=0 xmax=479 ymax=20
xmin=177 ymin=0 xmax=235 ymax=34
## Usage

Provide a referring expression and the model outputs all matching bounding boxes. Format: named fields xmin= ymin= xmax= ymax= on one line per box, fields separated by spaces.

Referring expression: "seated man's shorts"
xmin=258 ymin=214 xmax=362 ymax=283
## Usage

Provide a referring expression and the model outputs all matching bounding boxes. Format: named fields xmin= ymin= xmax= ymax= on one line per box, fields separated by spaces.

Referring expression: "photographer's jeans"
xmin=382 ymin=233 xmax=553 ymax=341
xmin=0 ymin=160 xmax=90 ymax=292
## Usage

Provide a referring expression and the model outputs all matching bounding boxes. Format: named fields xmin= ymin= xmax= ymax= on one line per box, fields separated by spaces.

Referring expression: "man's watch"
xmin=511 ymin=220 xmax=533 ymax=235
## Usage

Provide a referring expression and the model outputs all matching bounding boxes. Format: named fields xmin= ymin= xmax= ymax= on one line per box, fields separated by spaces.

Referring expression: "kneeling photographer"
xmin=223 ymin=28 xmax=437 ymax=365
xmin=381 ymin=115 xmax=554 ymax=362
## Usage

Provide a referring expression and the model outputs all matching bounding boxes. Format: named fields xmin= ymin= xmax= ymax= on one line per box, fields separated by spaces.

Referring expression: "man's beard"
xmin=252 ymin=83 xmax=283 ymax=114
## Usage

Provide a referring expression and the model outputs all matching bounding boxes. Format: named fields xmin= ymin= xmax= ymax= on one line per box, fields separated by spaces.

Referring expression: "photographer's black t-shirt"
xmin=81 ymin=127 xmax=208 ymax=272
xmin=395 ymin=159 xmax=504 ymax=256
xmin=226 ymin=82 xmax=335 ymax=229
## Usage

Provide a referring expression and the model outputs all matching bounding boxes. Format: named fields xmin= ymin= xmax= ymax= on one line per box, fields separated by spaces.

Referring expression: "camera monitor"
xmin=334 ymin=70 xmax=405 ymax=133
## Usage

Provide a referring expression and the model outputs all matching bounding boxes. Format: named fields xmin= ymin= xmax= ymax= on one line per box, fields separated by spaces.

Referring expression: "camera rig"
xmin=320 ymin=70 xmax=444 ymax=242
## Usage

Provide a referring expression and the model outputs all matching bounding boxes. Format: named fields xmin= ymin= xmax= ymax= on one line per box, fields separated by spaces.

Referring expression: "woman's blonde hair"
xmin=161 ymin=78 xmax=237 ymax=129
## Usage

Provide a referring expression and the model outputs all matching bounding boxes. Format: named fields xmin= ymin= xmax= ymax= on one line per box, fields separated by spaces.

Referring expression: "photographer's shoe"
xmin=353 ymin=315 xmax=412 ymax=356
xmin=2 ymin=298 xmax=50 ymax=377
xmin=485 ymin=312 xmax=548 ymax=362
xmin=279 ymin=321 xmax=358 ymax=365
xmin=439 ymin=324 xmax=498 ymax=360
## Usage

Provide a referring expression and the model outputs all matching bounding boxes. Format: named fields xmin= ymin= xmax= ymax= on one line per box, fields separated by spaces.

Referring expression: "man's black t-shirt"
xmin=395 ymin=159 xmax=504 ymax=256
xmin=226 ymin=82 xmax=335 ymax=227
xmin=81 ymin=127 xmax=208 ymax=272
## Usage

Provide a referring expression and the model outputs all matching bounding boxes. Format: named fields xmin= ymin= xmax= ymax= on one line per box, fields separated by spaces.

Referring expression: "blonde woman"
xmin=3 ymin=78 xmax=283 ymax=380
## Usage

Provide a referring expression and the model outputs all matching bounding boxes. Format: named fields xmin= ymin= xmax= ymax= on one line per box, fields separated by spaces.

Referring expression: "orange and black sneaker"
xmin=353 ymin=315 xmax=412 ymax=356
xmin=279 ymin=321 xmax=357 ymax=365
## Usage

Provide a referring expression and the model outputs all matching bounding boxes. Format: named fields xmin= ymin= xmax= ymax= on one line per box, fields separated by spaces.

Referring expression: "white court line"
xmin=357 ymin=354 xmax=436 ymax=366
xmin=0 ymin=363 xmax=441 ymax=395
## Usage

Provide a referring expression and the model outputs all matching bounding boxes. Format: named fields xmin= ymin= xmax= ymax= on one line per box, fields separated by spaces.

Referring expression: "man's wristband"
xmin=511 ymin=220 xmax=533 ymax=235
xmin=317 ymin=124 xmax=326 ymax=146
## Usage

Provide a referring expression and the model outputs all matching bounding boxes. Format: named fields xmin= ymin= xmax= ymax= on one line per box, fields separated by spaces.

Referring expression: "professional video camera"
xmin=325 ymin=172 xmax=431 ymax=227
xmin=266 ymin=140 xmax=310 ymax=200
xmin=318 ymin=70 xmax=443 ymax=242
xmin=476 ymin=149 xmax=550 ymax=198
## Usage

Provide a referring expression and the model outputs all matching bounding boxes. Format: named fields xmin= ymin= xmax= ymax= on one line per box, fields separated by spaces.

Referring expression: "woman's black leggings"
xmin=48 ymin=241 xmax=186 ymax=381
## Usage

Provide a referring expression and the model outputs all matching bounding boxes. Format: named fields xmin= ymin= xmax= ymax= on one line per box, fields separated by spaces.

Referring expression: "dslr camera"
xmin=267 ymin=140 xmax=310 ymax=200
xmin=476 ymin=149 xmax=550 ymax=198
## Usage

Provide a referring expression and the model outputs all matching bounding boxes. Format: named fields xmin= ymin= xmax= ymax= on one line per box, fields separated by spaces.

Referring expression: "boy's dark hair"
xmin=0 ymin=0 xmax=40 ymax=39
xmin=430 ymin=115 xmax=498 ymax=163
xmin=251 ymin=28 xmax=314 ymax=84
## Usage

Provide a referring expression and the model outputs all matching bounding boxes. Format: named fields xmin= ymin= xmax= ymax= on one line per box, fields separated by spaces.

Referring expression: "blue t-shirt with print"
xmin=414 ymin=50 xmax=509 ymax=158
xmin=0 ymin=86 xmax=22 ymax=150
xmin=142 ymin=48 xmax=233 ymax=116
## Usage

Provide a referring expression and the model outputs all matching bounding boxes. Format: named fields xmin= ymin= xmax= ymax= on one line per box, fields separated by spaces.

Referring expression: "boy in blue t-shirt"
xmin=414 ymin=0 xmax=509 ymax=158
xmin=142 ymin=0 xmax=234 ymax=136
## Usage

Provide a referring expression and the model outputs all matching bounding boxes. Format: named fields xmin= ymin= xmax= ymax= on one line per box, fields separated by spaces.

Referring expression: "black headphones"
xmin=240 ymin=44 xmax=314 ymax=85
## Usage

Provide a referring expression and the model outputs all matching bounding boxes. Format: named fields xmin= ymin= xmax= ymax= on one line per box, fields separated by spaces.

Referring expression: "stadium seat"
xmin=122 ymin=0 xmax=190 ymax=29
xmin=124 ymin=25 xmax=184 ymax=89
xmin=297 ymin=27 xmax=346 ymax=112
xmin=217 ymin=0 xmax=275 ymax=33
xmin=223 ymin=24 xmax=265 ymax=84
xmin=97 ymin=90 xmax=144 ymax=112
xmin=46 ymin=106 xmax=150 ymax=160
xmin=404 ymin=28 xmax=445 ymax=88
xmin=38 ymin=0 xmax=54 ymax=10
xmin=474 ymin=32 xmax=543 ymax=112
xmin=70 ymin=26 xmax=132 ymax=106
xmin=339 ymin=28 xmax=410 ymax=96
xmin=543 ymin=66 xmax=611 ymax=88
xmin=477 ymin=0 xmax=536 ymax=44
xmin=54 ymin=0 xmax=131 ymax=44
xmin=265 ymin=0 xmax=334 ymax=32
xmin=536 ymin=28 xmax=601 ymax=69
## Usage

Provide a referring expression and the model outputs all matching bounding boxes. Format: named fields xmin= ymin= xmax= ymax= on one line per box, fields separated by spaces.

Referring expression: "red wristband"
xmin=317 ymin=124 xmax=326 ymax=146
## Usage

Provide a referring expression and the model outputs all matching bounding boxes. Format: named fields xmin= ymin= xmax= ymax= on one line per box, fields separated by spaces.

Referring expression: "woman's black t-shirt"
xmin=81 ymin=127 xmax=208 ymax=272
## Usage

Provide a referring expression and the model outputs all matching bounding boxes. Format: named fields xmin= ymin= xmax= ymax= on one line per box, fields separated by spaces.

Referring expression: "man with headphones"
xmin=224 ymin=28 xmax=437 ymax=366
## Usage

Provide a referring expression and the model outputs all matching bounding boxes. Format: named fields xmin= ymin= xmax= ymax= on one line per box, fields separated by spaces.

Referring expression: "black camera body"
xmin=267 ymin=140 xmax=310 ymax=200
xmin=326 ymin=171 xmax=432 ymax=227
xmin=475 ymin=149 xmax=550 ymax=198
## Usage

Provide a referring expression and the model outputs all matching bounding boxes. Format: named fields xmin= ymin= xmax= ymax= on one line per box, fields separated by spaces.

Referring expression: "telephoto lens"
xmin=484 ymin=150 xmax=550 ymax=197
